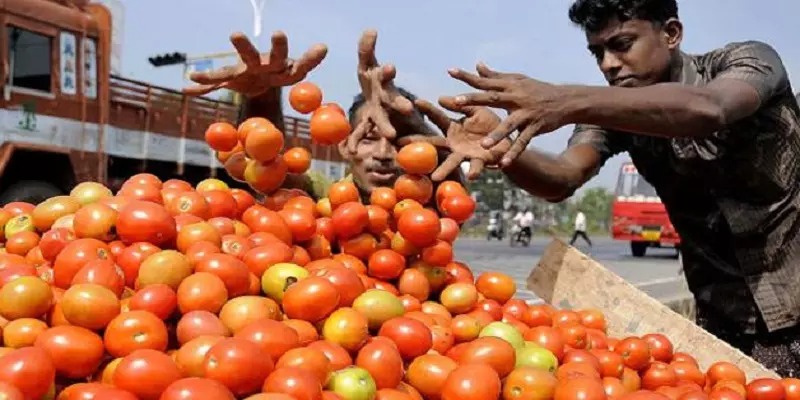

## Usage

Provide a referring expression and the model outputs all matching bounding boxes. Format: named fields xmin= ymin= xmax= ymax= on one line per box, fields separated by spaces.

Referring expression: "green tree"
xmin=574 ymin=187 xmax=614 ymax=232
xmin=467 ymin=170 xmax=507 ymax=211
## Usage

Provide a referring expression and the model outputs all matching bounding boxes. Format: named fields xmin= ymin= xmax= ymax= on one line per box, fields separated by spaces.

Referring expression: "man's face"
xmin=340 ymin=107 xmax=425 ymax=194
xmin=586 ymin=18 xmax=681 ymax=88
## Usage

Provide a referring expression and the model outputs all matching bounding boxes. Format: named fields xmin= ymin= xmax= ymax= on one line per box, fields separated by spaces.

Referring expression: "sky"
xmin=115 ymin=0 xmax=800 ymax=192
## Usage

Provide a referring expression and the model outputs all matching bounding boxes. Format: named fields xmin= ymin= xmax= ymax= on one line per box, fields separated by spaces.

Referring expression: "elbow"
xmin=689 ymin=97 xmax=728 ymax=137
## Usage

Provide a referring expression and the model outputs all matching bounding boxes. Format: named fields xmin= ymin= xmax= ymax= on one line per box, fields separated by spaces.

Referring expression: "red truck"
xmin=0 ymin=0 xmax=347 ymax=204
xmin=610 ymin=161 xmax=681 ymax=257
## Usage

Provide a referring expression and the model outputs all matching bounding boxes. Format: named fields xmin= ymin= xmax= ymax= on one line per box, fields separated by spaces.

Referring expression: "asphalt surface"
xmin=452 ymin=235 xmax=692 ymax=305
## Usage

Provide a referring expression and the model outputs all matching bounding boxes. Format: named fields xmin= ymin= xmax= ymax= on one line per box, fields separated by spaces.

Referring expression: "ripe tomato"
xmin=52 ymin=237 xmax=111 ymax=288
xmin=370 ymin=187 xmax=397 ymax=211
xmin=113 ymin=348 xmax=182 ymax=400
xmin=175 ymin=335 xmax=226 ymax=378
xmin=116 ymin=200 xmax=177 ymax=246
xmin=206 ymin=122 xmax=239 ymax=152
xmin=746 ymin=379 xmax=786 ymax=400
xmin=195 ymin=253 xmax=251 ymax=297
xmin=137 ymin=250 xmax=193 ymax=290
xmin=441 ymin=364 xmax=501 ymax=400
xmin=244 ymin=157 xmax=289 ymax=194
xmin=614 ymin=337 xmax=652 ymax=371
xmin=311 ymin=265 xmax=365 ymax=308
xmin=503 ymin=367 xmax=559 ymax=400
xmin=421 ymin=240 xmax=453 ymax=267
xmin=284 ymin=147 xmax=313 ymax=174
xmin=38 ymin=227 xmax=75 ymax=262
xmin=128 ymin=284 xmax=178 ymax=319
xmin=71 ymin=258 xmax=125 ymax=297
xmin=161 ymin=377 xmax=236 ymax=400
xmin=397 ymin=208 xmax=440 ymax=248
xmin=397 ymin=143 xmax=438 ymax=175
xmin=176 ymin=310 xmax=230 ymax=345
xmin=554 ymin=377 xmax=606 ymax=400
xmin=378 ymin=317 xmax=433 ymax=361
xmin=219 ymin=295 xmax=281 ymax=333
xmin=289 ymin=82 xmax=324 ymax=114
xmin=104 ymin=310 xmax=169 ymax=357
xmin=707 ymin=362 xmax=746 ymax=386
xmin=5 ymin=231 xmax=39 ymax=256
xmin=523 ymin=326 xmax=566 ymax=361
xmin=643 ymin=333 xmax=674 ymax=363
xmin=322 ymin=307 xmax=370 ymax=352
xmin=355 ymin=340 xmax=404 ymax=389
xmin=438 ymin=217 xmax=460 ymax=243
xmin=3 ymin=318 xmax=47 ymax=348
xmin=310 ymin=107 xmax=351 ymax=145
xmin=0 ymin=275 xmax=53 ymax=320
xmin=405 ymin=353 xmax=457 ymax=398
xmin=279 ymin=208 xmax=317 ymax=242
xmin=177 ymin=272 xmax=229 ymax=314
xmin=244 ymin=121 xmax=284 ymax=163
xmin=783 ymin=378 xmax=800 ymax=400
xmin=204 ymin=337 xmax=275 ymax=396
xmin=475 ymin=271 xmax=516 ymax=304
xmin=234 ymin=318 xmax=300 ymax=361
xmin=34 ymin=325 xmax=105 ymax=379
xmin=0 ymin=347 xmax=56 ymax=400
xmin=116 ymin=242 xmax=160 ymax=287
xmin=241 ymin=205 xmax=293 ymax=244
xmin=58 ymin=283 xmax=118 ymax=327
xmin=641 ymin=363 xmax=678 ymax=390
xmin=438 ymin=194 xmax=476 ymax=223
xmin=394 ymin=174 xmax=433 ymax=204
xmin=332 ymin=202 xmax=369 ymax=239
xmin=277 ymin=347 xmax=332 ymax=385
xmin=283 ymin=277 xmax=340 ymax=322
xmin=397 ymin=268 xmax=431 ymax=302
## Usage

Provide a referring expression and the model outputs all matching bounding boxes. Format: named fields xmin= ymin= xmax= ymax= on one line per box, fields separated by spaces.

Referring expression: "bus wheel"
xmin=631 ymin=241 xmax=647 ymax=257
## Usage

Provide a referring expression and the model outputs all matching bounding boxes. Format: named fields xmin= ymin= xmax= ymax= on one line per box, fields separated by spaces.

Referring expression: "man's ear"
xmin=663 ymin=18 xmax=683 ymax=50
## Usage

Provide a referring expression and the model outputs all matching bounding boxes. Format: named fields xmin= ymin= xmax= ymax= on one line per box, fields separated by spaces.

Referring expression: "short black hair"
xmin=568 ymin=0 xmax=678 ymax=33
xmin=347 ymin=86 xmax=420 ymax=127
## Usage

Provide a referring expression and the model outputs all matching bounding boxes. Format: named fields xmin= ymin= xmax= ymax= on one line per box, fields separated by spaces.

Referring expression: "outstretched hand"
xmin=398 ymin=98 xmax=510 ymax=182
xmin=184 ymin=31 xmax=328 ymax=97
xmin=345 ymin=30 xmax=415 ymax=154
xmin=447 ymin=63 xmax=567 ymax=166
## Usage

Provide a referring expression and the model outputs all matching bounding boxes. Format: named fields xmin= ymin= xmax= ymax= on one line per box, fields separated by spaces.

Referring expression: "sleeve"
xmin=567 ymin=124 xmax=628 ymax=164
xmin=710 ymin=41 xmax=789 ymax=104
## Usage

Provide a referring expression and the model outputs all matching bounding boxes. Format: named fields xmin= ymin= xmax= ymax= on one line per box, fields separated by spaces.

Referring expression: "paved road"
xmin=453 ymin=236 xmax=691 ymax=305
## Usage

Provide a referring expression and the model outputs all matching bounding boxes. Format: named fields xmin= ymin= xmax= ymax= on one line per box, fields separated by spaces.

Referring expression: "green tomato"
xmin=479 ymin=321 xmax=525 ymax=350
xmin=327 ymin=366 xmax=377 ymax=400
xmin=260 ymin=262 xmax=308 ymax=301
xmin=515 ymin=346 xmax=559 ymax=372
xmin=352 ymin=289 xmax=404 ymax=330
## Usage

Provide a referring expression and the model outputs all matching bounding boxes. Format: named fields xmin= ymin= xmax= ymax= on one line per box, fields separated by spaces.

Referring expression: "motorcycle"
xmin=486 ymin=217 xmax=504 ymax=240
xmin=509 ymin=223 xmax=532 ymax=247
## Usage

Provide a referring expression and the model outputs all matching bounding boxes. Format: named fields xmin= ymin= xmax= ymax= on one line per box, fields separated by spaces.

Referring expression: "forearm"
xmin=238 ymin=87 xmax=285 ymax=132
xmin=561 ymin=83 xmax=725 ymax=138
xmin=501 ymin=148 xmax=586 ymax=202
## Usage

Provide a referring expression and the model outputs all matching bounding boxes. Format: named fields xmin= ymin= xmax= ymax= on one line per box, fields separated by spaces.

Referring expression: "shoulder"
xmin=698 ymin=40 xmax=784 ymax=70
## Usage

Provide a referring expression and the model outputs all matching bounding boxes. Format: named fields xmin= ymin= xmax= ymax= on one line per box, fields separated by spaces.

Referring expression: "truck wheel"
xmin=631 ymin=241 xmax=647 ymax=257
xmin=0 ymin=180 xmax=63 ymax=205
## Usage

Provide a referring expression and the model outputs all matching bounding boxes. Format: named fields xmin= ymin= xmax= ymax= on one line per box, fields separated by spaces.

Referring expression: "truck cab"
xmin=0 ymin=0 xmax=347 ymax=204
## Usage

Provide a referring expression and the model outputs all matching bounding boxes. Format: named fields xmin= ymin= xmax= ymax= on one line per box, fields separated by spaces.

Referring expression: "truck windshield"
xmin=615 ymin=164 xmax=658 ymax=198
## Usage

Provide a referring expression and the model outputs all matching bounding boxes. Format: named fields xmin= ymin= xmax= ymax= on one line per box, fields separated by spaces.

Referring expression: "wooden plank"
xmin=527 ymin=239 xmax=780 ymax=379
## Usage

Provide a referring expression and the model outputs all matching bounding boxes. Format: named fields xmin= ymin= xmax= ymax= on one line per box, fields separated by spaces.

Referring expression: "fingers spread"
xmin=347 ymin=120 xmax=369 ymax=154
xmin=291 ymin=44 xmax=329 ymax=77
xmin=448 ymin=68 xmax=505 ymax=91
xmin=183 ymin=82 xmax=224 ymax=96
xmin=189 ymin=65 xmax=241 ymax=84
xmin=501 ymin=122 xmax=539 ymax=167
xmin=358 ymin=29 xmax=379 ymax=71
xmin=453 ymin=91 xmax=516 ymax=108
xmin=481 ymin=114 xmax=522 ymax=149
xmin=432 ymin=153 xmax=465 ymax=182
xmin=467 ymin=158 xmax=485 ymax=180
xmin=268 ymin=31 xmax=290 ymax=69
xmin=415 ymin=99 xmax=451 ymax=133
xmin=231 ymin=32 xmax=261 ymax=67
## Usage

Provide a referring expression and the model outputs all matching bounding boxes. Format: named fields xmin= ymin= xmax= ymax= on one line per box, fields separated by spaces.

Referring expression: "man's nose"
xmin=600 ymin=51 xmax=623 ymax=75
xmin=374 ymin=138 xmax=396 ymax=160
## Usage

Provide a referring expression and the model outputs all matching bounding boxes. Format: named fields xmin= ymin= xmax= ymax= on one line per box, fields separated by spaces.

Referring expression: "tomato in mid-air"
xmin=289 ymin=82 xmax=324 ymax=114
xmin=310 ymin=106 xmax=351 ymax=146
xmin=397 ymin=142 xmax=438 ymax=175
xmin=205 ymin=122 xmax=239 ymax=152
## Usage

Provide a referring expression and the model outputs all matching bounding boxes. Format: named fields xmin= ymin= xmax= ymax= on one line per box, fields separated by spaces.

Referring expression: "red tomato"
xmin=204 ymin=337 xmax=275 ymax=396
xmin=161 ymin=377 xmax=236 ymax=400
xmin=116 ymin=200 xmax=177 ymax=246
xmin=0 ymin=347 xmax=55 ymax=400
xmin=378 ymin=317 xmax=433 ymax=360
xmin=113 ymin=349 xmax=182 ymax=400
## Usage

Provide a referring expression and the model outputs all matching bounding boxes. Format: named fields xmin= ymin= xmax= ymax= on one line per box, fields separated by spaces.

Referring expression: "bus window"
xmin=615 ymin=165 xmax=658 ymax=199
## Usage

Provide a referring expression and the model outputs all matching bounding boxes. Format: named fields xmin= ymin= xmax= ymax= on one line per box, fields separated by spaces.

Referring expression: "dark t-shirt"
xmin=569 ymin=41 xmax=800 ymax=333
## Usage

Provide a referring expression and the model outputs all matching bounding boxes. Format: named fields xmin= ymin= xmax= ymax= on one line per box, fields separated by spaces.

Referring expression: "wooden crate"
xmin=526 ymin=239 xmax=779 ymax=379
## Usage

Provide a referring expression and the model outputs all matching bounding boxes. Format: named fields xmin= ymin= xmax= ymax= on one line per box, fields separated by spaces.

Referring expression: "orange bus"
xmin=611 ymin=161 xmax=681 ymax=257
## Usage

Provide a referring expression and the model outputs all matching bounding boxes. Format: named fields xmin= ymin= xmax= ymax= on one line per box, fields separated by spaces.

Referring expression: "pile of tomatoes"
xmin=0 ymin=82 xmax=791 ymax=400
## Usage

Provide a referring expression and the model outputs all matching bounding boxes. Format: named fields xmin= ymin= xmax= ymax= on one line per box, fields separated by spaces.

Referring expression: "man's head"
xmin=339 ymin=87 xmax=435 ymax=194
xmin=569 ymin=0 xmax=682 ymax=88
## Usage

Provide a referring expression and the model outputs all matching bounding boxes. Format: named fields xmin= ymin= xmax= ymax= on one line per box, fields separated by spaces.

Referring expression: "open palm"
xmin=183 ymin=31 xmax=328 ymax=97
xmin=399 ymin=98 xmax=510 ymax=181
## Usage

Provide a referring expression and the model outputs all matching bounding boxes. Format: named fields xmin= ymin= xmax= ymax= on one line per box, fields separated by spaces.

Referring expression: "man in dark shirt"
xmin=410 ymin=0 xmax=800 ymax=375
